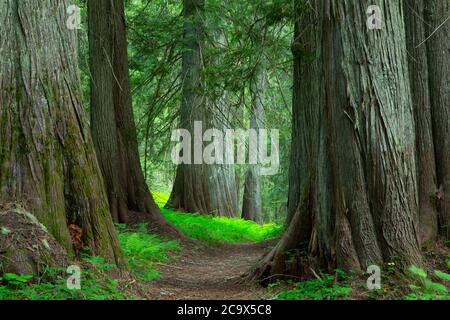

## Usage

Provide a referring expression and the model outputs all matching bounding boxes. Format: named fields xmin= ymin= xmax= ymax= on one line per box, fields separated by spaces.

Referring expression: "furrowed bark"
xmin=88 ymin=0 xmax=183 ymax=237
xmin=424 ymin=0 xmax=450 ymax=241
xmin=253 ymin=0 xmax=422 ymax=281
xmin=0 ymin=0 xmax=123 ymax=265
xmin=403 ymin=0 xmax=439 ymax=246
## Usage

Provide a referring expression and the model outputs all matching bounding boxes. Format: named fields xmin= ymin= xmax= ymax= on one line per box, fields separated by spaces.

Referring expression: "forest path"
xmin=147 ymin=241 xmax=275 ymax=300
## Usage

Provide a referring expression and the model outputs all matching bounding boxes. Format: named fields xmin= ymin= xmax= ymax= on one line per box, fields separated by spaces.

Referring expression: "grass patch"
xmin=153 ymin=191 xmax=171 ymax=207
xmin=271 ymin=271 xmax=352 ymax=300
xmin=154 ymin=192 xmax=283 ymax=244
xmin=161 ymin=208 xmax=283 ymax=244
xmin=117 ymin=223 xmax=180 ymax=281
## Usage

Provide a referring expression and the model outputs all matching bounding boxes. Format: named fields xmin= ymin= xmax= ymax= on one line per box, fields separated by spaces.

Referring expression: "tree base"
xmin=0 ymin=206 xmax=70 ymax=276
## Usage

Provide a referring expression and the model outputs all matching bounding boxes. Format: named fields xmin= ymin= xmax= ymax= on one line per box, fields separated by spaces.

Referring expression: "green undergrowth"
xmin=270 ymin=270 xmax=353 ymax=300
xmin=0 ymin=224 xmax=180 ymax=300
xmin=117 ymin=223 xmax=180 ymax=281
xmin=405 ymin=264 xmax=450 ymax=300
xmin=0 ymin=251 xmax=128 ymax=300
xmin=272 ymin=258 xmax=450 ymax=300
xmin=153 ymin=192 xmax=284 ymax=244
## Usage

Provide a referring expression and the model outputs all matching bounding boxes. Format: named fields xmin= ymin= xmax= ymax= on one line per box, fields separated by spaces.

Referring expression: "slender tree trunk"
xmin=233 ymin=101 xmax=246 ymax=209
xmin=0 ymin=0 xmax=123 ymax=265
xmin=88 ymin=0 xmax=182 ymax=237
xmin=242 ymin=65 xmax=266 ymax=223
xmin=207 ymin=31 xmax=239 ymax=217
xmin=424 ymin=0 xmax=450 ymax=241
xmin=166 ymin=0 xmax=238 ymax=217
xmin=403 ymin=0 xmax=439 ymax=246
xmin=253 ymin=0 xmax=422 ymax=281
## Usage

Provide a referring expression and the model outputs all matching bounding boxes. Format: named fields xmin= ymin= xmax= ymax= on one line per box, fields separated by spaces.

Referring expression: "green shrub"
xmin=273 ymin=272 xmax=352 ymax=300
xmin=117 ymin=223 xmax=180 ymax=281
xmin=406 ymin=264 xmax=450 ymax=300
xmin=0 ymin=252 xmax=127 ymax=300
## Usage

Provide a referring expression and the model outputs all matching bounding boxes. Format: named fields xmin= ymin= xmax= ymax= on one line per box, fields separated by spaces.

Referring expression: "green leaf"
xmin=2 ymin=273 xmax=19 ymax=281
xmin=408 ymin=265 xmax=427 ymax=278
xmin=16 ymin=275 xmax=33 ymax=283
xmin=409 ymin=284 xmax=421 ymax=290
xmin=434 ymin=270 xmax=450 ymax=282
xmin=424 ymin=280 xmax=447 ymax=293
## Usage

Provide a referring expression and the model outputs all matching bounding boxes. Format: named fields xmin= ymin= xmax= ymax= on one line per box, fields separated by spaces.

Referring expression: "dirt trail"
xmin=147 ymin=241 xmax=276 ymax=300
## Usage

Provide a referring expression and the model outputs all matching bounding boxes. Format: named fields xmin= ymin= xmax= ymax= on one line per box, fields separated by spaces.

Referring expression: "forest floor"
xmin=147 ymin=241 xmax=276 ymax=300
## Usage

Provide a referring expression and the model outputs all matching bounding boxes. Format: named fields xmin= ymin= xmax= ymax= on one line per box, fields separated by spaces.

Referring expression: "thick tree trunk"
xmin=166 ymin=0 xmax=238 ymax=217
xmin=403 ymin=0 xmax=439 ymax=246
xmin=242 ymin=65 xmax=266 ymax=223
xmin=88 ymin=0 xmax=182 ymax=236
xmin=424 ymin=0 xmax=450 ymax=241
xmin=253 ymin=0 xmax=422 ymax=281
xmin=0 ymin=0 xmax=123 ymax=265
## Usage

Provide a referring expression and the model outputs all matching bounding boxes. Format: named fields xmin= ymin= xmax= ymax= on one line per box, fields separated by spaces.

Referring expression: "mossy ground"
xmin=153 ymin=192 xmax=284 ymax=244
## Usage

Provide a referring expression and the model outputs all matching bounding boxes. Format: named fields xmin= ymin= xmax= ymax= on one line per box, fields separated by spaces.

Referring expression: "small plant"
xmin=274 ymin=272 xmax=352 ymax=300
xmin=117 ymin=223 xmax=181 ymax=281
xmin=0 ymin=273 xmax=33 ymax=288
xmin=406 ymin=265 xmax=450 ymax=300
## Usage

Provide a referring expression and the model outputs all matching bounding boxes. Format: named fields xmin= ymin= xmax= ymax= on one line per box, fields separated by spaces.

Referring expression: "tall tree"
xmin=424 ymin=0 xmax=450 ymax=241
xmin=403 ymin=0 xmax=439 ymax=245
xmin=241 ymin=12 xmax=267 ymax=224
xmin=242 ymin=64 xmax=266 ymax=223
xmin=166 ymin=0 xmax=238 ymax=217
xmin=88 ymin=0 xmax=181 ymax=235
xmin=206 ymin=30 xmax=239 ymax=217
xmin=253 ymin=0 xmax=422 ymax=280
xmin=0 ymin=0 xmax=123 ymax=264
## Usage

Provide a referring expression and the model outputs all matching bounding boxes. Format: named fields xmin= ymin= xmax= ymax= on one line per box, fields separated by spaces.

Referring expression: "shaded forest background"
xmin=76 ymin=0 xmax=293 ymax=223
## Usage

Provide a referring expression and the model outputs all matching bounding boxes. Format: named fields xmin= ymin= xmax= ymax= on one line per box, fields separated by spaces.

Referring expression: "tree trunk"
xmin=0 ymin=0 xmax=123 ymax=265
xmin=424 ymin=0 xmax=450 ymax=241
xmin=166 ymin=0 xmax=238 ymax=217
xmin=88 ymin=0 xmax=182 ymax=236
xmin=403 ymin=0 xmax=439 ymax=246
xmin=206 ymin=31 xmax=239 ymax=217
xmin=253 ymin=0 xmax=422 ymax=281
xmin=242 ymin=65 xmax=266 ymax=223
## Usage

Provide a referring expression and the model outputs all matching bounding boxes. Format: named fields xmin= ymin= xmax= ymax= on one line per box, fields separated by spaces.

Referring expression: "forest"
xmin=0 ymin=0 xmax=449 ymax=303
